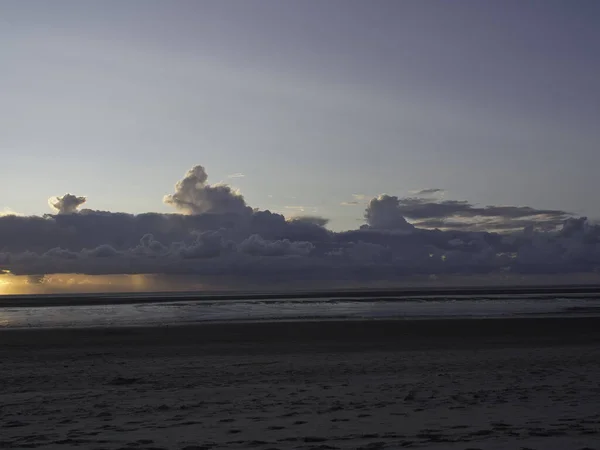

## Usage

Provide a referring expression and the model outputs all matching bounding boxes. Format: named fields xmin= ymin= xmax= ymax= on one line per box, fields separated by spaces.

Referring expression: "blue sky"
xmin=2 ymin=0 xmax=600 ymax=231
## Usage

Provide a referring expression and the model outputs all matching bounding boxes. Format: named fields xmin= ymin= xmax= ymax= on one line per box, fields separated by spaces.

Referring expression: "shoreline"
xmin=3 ymin=316 xmax=600 ymax=352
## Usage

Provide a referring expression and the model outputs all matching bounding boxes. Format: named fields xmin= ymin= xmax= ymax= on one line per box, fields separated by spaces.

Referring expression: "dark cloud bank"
xmin=1 ymin=165 xmax=599 ymax=284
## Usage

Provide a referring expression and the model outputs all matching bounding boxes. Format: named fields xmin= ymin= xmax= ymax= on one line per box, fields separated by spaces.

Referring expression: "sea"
xmin=1 ymin=289 xmax=600 ymax=329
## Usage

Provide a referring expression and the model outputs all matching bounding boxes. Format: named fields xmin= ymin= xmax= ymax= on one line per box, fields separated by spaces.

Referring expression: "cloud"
xmin=48 ymin=194 xmax=87 ymax=214
xmin=2 ymin=216 xmax=600 ymax=278
xmin=399 ymin=198 xmax=569 ymax=221
xmin=227 ymin=173 xmax=245 ymax=178
xmin=288 ymin=216 xmax=330 ymax=228
xmin=0 ymin=208 xmax=23 ymax=217
xmin=341 ymin=194 xmax=369 ymax=206
xmin=164 ymin=165 xmax=250 ymax=215
xmin=375 ymin=196 xmax=572 ymax=233
xmin=179 ymin=230 xmax=234 ymax=259
xmin=411 ymin=188 xmax=445 ymax=196
xmin=328 ymin=241 xmax=392 ymax=263
xmin=1 ymin=164 xmax=599 ymax=283
xmin=364 ymin=195 xmax=415 ymax=230
xmin=238 ymin=234 xmax=314 ymax=257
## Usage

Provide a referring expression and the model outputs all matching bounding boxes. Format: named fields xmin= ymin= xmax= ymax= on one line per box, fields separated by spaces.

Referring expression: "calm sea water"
xmin=1 ymin=295 xmax=600 ymax=328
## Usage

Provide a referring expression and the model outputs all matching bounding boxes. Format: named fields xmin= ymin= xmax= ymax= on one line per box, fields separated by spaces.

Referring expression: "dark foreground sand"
xmin=2 ymin=318 xmax=600 ymax=450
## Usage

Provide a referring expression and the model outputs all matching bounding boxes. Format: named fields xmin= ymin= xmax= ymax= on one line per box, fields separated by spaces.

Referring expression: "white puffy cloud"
xmin=48 ymin=194 xmax=87 ymax=214
xmin=164 ymin=165 xmax=250 ymax=215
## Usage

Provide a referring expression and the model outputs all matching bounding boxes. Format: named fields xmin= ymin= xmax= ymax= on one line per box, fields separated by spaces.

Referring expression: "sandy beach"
xmin=2 ymin=318 xmax=600 ymax=450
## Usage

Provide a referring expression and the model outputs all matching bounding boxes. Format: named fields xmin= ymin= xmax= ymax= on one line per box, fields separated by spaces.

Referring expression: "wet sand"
xmin=2 ymin=318 xmax=600 ymax=449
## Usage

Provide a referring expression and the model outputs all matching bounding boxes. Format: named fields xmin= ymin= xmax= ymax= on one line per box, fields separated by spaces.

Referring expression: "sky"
xmin=1 ymin=1 xmax=600 ymax=290
xmin=2 ymin=0 xmax=600 ymax=228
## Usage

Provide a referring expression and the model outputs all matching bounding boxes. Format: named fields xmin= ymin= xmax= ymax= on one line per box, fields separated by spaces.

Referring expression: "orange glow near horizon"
xmin=1 ymin=271 xmax=600 ymax=296
xmin=0 ymin=273 xmax=209 ymax=295
xmin=0 ymin=272 xmax=34 ymax=295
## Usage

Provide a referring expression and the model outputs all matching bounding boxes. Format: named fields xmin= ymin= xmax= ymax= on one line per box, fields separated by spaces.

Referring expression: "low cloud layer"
xmin=1 ymin=165 xmax=598 ymax=283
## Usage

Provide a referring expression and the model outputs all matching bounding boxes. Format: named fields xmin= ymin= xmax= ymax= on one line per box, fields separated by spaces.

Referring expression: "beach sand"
xmin=1 ymin=318 xmax=600 ymax=449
